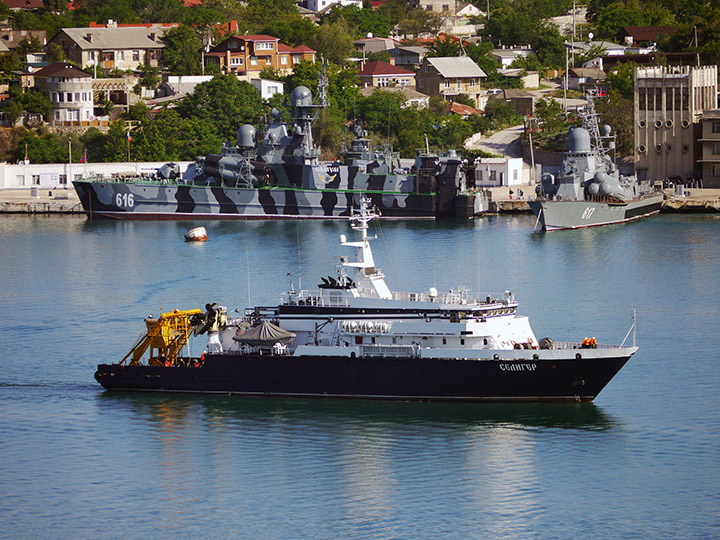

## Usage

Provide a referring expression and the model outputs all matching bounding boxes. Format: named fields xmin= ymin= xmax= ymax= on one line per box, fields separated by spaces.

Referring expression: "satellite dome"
xmin=290 ymin=86 xmax=313 ymax=107
xmin=567 ymin=127 xmax=591 ymax=153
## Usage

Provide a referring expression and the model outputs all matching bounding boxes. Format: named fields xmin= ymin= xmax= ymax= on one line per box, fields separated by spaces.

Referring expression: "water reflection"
xmin=96 ymin=392 xmax=619 ymax=432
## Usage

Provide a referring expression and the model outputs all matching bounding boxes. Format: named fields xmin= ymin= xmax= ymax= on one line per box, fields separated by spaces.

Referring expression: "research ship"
xmin=94 ymin=198 xmax=637 ymax=402
xmin=73 ymin=74 xmax=488 ymax=220
xmin=529 ymin=98 xmax=663 ymax=231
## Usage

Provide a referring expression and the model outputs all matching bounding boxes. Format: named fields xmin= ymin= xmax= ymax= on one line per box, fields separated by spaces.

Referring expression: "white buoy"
xmin=185 ymin=226 xmax=208 ymax=242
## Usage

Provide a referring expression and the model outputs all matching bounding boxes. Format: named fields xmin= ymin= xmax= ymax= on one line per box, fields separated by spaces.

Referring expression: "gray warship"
xmin=528 ymin=99 xmax=663 ymax=231
xmin=73 ymin=75 xmax=488 ymax=220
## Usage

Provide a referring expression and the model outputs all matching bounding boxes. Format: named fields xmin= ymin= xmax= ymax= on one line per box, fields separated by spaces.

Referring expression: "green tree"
xmin=79 ymin=127 xmax=107 ymax=162
xmin=20 ymin=89 xmax=52 ymax=120
xmin=324 ymin=4 xmax=391 ymax=39
xmin=162 ymin=24 xmax=203 ymax=75
xmin=595 ymin=90 xmax=633 ymax=155
xmin=397 ymin=9 xmax=443 ymax=38
xmin=177 ymin=75 xmax=265 ymax=140
xmin=606 ymin=62 xmax=636 ymax=100
xmin=309 ymin=19 xmax=354 ymax=65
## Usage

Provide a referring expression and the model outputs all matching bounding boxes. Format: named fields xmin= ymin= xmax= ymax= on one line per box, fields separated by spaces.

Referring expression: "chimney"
xmin=107 ymin=19 xmax=117 ymax=29
xmin=389 ymin=56 xmax=395 ymax=66
xmin=150 ymin=32 xmax=157 ymax=42
xmin=86 ymin=33 xmax=93 ymax=43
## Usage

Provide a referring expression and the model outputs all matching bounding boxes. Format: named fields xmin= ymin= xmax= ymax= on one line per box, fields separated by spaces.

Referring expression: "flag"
xmin=79 ymin=149 xmax=87 ymax=163
xmin=127 ymin=131 xmax=132 ymax=142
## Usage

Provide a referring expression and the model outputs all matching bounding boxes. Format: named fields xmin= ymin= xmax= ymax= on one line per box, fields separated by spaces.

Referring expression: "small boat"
xmin=184 ymin=227 xmax=208 ymax=242
xmin=94 ymin=197 xmax=637 ymax=402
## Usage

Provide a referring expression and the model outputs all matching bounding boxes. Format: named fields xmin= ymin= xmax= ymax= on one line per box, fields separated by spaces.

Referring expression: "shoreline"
xmin=1 ymin=186 xmax=719 ymax=215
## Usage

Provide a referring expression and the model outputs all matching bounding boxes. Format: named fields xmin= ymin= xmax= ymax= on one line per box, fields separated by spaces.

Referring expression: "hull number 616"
xmin=115 ymin=193 xmax=134 ymax=208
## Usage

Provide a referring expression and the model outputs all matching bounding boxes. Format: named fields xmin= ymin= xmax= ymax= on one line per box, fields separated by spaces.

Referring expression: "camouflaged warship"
xmin=73 ymin=80 xmax=488 ymax=220
xmin=529 ymin=99 xmax=662 ymax=231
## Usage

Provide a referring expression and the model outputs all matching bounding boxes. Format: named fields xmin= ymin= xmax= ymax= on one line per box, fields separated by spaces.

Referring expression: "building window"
xmin=230 ymin=57 xmax=243 ymax=66
xmin=16 ymin=175 xmax=24 ymax=186
xmin=32 ymin=174 xmax=40 ymax=185
xmin=66 ymin=92 xmax=72 ymax=102
xmin=457 ymin=81 xmax=462 ymax=91
xmin=469 ymin=79 xmax=475 ymax=89
xmin=250 ymin=57 xmax=257 ymax=66
xmin=281 ymin=55 xmax=288 ymax=65
xmin=712 ymin=164 xmax=720 ymax=176
xmin=74 ymin=174 xmax=83 ymax=181
xmin=293 ymin=55 xmax=300 ymax=65
xmin=442 ymin=4 xmax=449 ymax=11
xmin=425 ymin=64 xmax=429 ymax=72
xmin=377 ymin=77 xmax=388 ymax=86
xmin=444 ymin=80 xmax=450 ymax=89
xmin=712 ymin=120 xmax=720 ymax=133
xmin=419 ymin=79 xmax=424 ymax=89
xmin=133 ymin=50 xmax=140 ymax=62
xmin=55 ymin=111 xmax=61 ymax=120
xmin=712 ymin=143 xmax=720 ymax=155
xmin=117 ymin=51 xmax=124 ymax=61
xmin=229 ymin=41 xmax=238 ymax=49
xmin=59 ymin=174 xmax=67 ymax=185
xmin=256 ymin=42 xmax=273 ymax=50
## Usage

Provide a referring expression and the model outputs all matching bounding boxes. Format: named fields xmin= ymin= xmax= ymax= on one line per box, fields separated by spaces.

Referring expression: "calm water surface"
xmin=0 ymin=213 xmax=719 ymax=539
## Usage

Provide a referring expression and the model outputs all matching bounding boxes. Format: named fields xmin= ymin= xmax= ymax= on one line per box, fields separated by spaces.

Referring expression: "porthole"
xmin=655 ymin=144 xmax=663 ymax=153
xmin=655 ymin=119 xmax=663 ymax=128
xmin=682 ymin=144 xmax=690 ymax=153
xmin=638 ymin=119 xmax=647 ymax=128
xmin=638 ymin=144 xmax=647 ymax=153
xmin=665 ymin=119 xmax=674 ymax=128
xmin=681 ymin=119 xmax=690 ymax=128
xmin=666 ymin=143 xmax=673 ymax=152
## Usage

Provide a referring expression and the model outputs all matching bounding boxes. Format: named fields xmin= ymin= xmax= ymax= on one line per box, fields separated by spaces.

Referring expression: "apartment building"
xmin=634 ymin=65 xmax=717 ymax=181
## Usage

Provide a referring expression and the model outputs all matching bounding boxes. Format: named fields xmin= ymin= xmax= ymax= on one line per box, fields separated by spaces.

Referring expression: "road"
xmin=464 ymin=83 xmax=587 ymax=158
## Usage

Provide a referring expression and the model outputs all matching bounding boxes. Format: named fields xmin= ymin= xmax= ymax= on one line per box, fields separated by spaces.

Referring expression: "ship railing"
xmin=281 ymin=291 xmax=351 ymax=307
xmin=391 ymin=290 xmax=515 ymax=306
xmin=362 ymin=344 xmax=419 ymax=358
xmin=551 ymin=341 xmax=623 ymax=350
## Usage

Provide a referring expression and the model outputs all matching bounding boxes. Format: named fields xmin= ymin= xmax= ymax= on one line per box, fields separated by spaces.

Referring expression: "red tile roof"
xmin=450 ymin=102 xmax=481 ymax=116
xmin=241 ymin=35 xmax=280 ymax=42
xmin=618 ymin=26 xmax=678 ymax=42
xmin=359 ymin=60 xmax=415 ymax=77
xmin=33 ymin=61 xmax=91 ymax=79
xmin=277 ymin=44 xmax=316 ymax=54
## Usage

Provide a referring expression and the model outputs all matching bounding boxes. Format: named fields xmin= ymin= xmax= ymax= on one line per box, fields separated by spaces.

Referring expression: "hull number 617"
xmin=582 ymin=207 xmax=595 ymax=220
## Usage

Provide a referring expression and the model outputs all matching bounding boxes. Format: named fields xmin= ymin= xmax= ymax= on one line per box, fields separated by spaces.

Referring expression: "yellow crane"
xmin=120 ymin=309 xmax=203 ymax=366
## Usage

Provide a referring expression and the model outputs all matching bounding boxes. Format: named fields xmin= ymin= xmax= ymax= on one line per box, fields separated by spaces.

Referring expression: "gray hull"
xmin=529 ymin=194 xmax=663 ymax=231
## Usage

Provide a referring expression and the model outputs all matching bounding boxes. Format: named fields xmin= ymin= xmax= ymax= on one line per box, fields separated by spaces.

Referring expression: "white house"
xmin=32 ymin=62 xmax=94 ymax=125
xmin=306 ymin=0 xmax=362 ymax=11
xmin=473 ymin=157 xmax=524 ymax=187
xmin=250 ymin=78 xmax=284 ymax=100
